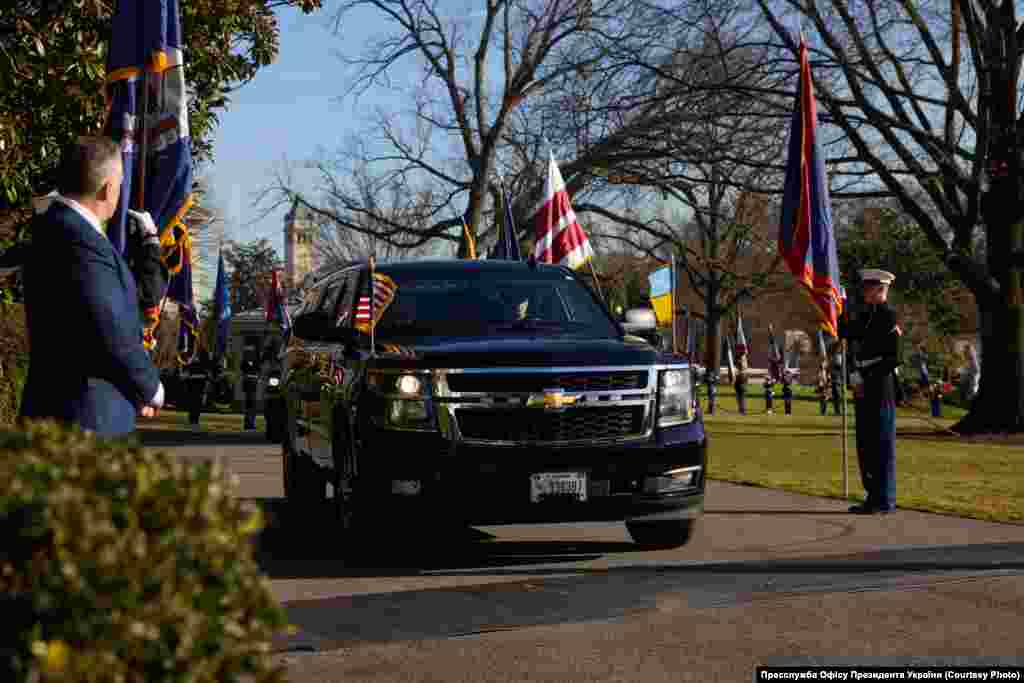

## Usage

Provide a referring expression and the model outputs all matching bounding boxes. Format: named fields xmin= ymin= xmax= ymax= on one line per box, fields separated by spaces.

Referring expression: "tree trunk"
xmin=952 ymin=217 xmax=1024 ymax=434
xmin=704 ymin=306 xmax=722 ymax=383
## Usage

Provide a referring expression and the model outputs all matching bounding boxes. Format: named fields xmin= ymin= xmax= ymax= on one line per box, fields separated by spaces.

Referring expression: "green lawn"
xmin=703 ymin=386 xmax=1024 ymax=523
xmin=145 ymin=409 xmax=265 ymax=433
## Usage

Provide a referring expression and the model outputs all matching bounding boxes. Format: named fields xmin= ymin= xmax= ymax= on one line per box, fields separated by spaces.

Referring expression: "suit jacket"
xmin=19 ymin=202 xmax=160 ymax=436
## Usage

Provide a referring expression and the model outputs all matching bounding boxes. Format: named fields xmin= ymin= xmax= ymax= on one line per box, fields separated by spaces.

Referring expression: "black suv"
xmin=282 ymin=259 xmax=707 ymax=548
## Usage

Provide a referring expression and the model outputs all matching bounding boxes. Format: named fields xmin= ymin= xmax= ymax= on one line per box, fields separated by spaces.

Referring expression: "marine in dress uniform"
xmin=184 ymin=349 xmax=212 ymax=428
xmin=839 ymin=269 xmax=902 ymax=514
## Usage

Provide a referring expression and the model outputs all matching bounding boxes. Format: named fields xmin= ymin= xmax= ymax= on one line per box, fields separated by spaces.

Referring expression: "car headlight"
xmin=368 ymin=370 xmax=429 ymax=396
xmin=268 ymin=377 xmax=280 ymax=387
xmin=658 ymin=369 xmax=694 ymax=427
xmin=396 ymin=374 xmax=422 ymax=395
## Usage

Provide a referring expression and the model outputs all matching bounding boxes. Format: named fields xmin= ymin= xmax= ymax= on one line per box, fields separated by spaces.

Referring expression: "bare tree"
xmin=754 ymin=0 xmax=1024 ymax=433
xmin=310 ymin=160 xmax=450 ymax=266
xmin=555 ymin=14 xmax=793 ymax=376
xmin=257 ymin=0 xmax=723 ymax=255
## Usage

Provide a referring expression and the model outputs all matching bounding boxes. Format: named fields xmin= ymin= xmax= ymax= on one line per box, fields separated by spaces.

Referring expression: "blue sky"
xmin=201 ymin=3 xmax=381 ymax=296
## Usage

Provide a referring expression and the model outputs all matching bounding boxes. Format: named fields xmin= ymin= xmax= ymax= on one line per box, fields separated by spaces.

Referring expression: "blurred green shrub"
xmin=0 ymin=421 xmax=289 ymax=682
xmin=0 ymin=302 xmax=28 ymax=426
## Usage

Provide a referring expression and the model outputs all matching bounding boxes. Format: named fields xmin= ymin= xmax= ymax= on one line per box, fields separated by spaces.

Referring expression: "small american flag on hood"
xmin=355 ymin=272 xmax=398 ymax=334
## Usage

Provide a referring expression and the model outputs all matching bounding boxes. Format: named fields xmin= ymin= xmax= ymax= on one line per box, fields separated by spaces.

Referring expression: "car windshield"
xmin=374 ymin=273 xmax=619 ymax=340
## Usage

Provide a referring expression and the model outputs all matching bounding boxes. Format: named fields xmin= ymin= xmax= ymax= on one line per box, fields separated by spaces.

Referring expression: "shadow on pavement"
xmin=249 ymin=495 xmax=1024 ymax=580
xmin=274 ymin=540 xmax=1024 ymax=652
xmin=137 ymin=428 xmax=274 ymax=448
xmin=250 ymin=496 xmax=640 ymax=578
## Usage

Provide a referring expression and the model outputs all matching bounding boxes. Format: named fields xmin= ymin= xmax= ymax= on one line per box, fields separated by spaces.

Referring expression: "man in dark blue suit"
xmin=20 ymin=136 xmax=164 ymax=437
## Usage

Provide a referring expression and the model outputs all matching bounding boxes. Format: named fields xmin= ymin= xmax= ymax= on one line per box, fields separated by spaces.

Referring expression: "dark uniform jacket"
xmin=840 ymin=304 xmax=901 ymax=404
xmin=241 ymin=358 xmax=260 ymax=393
xmin=20 ymin=202 xmax=161 ymax=436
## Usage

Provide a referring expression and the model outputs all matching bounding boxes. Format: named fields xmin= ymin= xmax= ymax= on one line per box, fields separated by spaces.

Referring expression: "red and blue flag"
xmin=778 ymin=38 xmax=844 ymax=338
xmin=265 ymin=269 xmax=292 ymax=333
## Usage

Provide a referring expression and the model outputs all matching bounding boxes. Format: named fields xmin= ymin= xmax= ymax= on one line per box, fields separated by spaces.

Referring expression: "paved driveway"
xmin=143 ymin=429 xmax=1024 ymax=681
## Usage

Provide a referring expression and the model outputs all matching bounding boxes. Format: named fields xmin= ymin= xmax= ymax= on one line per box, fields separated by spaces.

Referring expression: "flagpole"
xmin=586 ymin=258 xmax=606 ymax=304
xmin=841 ymin=338 xmax=849 ymax=499
xmin=368 ymin=255 xmax=376 ymax=358
xmin=133 ymin=70 xmax=151 ymax=215
xmin=670 ymin=252 xmax=678 ymax=354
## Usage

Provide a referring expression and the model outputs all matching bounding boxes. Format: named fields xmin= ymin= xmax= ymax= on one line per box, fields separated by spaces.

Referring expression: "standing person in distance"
xmin=184 ymin=348 xmax=212 ymax=430
xmin=19 ymin=136 xmax=164 ymax=437
xmin=839 ymin=269 xmax=902 ymax=514
xmin=241 ymin=345 xmax=260 ymax=430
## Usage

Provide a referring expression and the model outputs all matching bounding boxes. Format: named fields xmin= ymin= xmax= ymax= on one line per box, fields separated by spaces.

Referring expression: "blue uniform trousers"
xmin=854 ymin=398 xmax=896 ymax=510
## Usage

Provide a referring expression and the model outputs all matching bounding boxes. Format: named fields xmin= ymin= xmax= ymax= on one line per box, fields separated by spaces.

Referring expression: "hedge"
xmin=0 ymin=421 xmax=290 ymax=682
xmin=0 ymin=302 xmax=28 ymax=426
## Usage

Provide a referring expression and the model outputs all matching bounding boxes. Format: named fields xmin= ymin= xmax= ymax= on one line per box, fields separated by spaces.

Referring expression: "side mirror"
xmin=621 ymin=307 xmax=657 ymax=333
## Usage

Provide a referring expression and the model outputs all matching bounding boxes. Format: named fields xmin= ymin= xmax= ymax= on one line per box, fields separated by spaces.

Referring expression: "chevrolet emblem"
xmin=527 ymin=390 xmax=578 ymax=410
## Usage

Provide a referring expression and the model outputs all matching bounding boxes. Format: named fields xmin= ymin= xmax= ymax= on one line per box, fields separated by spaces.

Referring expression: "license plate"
xmin=530 ymin=472 xmax=588 ymax=503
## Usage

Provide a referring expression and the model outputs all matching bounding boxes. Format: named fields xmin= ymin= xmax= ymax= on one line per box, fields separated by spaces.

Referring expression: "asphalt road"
xmin=142 ymin=429 xmax=1024 ymax=682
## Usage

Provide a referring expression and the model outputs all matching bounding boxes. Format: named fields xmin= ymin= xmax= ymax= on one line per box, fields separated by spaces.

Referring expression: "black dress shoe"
xmin=848 ymin=503 xmax=877 ymax=514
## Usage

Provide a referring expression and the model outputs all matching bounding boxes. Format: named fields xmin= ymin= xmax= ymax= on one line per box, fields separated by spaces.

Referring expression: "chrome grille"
xmin=446 ymin=371 xmax=647 ymax=394
xmin=456 ymin=406 xmax=644 ymax=443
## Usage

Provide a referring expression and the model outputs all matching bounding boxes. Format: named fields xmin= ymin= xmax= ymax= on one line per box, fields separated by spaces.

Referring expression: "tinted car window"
xmin=374 ymin=273 xmax=619 ymax=339
xmin=317 ymin=281 xmax=340 ymax=314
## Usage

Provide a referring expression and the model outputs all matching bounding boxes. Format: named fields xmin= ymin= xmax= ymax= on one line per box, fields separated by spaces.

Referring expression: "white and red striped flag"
xmin=533 ymin=151 xmax=594 ymax=269
xmin=354 ymin=272 xmax=398 ymax=334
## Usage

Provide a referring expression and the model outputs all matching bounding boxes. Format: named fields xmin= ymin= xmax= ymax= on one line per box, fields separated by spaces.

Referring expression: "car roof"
xmin=312 ymin=258 xmax=576 ymax=285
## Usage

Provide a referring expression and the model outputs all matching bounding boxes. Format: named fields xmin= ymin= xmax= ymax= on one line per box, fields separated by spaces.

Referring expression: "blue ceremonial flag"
xmin=778 ymin=37 xmax=843 ymax=338
xmin=214 ymin=250 xmax=232 ymax=359
xmin=490 ymin=185 xmax=521 ymax=260
xmin=104 ymin=0 xmax=194 ymax=261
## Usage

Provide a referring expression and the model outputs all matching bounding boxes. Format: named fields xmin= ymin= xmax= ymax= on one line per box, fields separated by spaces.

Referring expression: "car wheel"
xmin=625 ymin=519 xmax=697 ymax=549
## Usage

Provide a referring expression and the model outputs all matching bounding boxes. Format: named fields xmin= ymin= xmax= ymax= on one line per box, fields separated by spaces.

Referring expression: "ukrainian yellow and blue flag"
xmin=648 ymin=264 xmax=673 ymax=327
xmin=778 ymin=37 xmax=843 ymax=338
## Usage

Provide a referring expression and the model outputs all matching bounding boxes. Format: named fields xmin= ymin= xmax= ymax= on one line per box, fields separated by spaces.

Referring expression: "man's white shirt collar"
xmin=52 ymin=194 xmax=106 ymax=239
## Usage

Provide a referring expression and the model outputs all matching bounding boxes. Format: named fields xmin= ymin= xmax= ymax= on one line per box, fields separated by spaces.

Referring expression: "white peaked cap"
xmin=859 ymin=268 xmax=895 ymax=285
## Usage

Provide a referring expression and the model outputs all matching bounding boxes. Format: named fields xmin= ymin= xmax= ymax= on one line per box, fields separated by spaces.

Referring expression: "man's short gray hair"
xmin=56 ymin=136 xmax=122 ymax=198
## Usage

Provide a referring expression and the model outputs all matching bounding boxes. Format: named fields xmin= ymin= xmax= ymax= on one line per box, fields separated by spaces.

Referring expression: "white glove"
xmin=127 ymin=209 xmax=160 ymax=247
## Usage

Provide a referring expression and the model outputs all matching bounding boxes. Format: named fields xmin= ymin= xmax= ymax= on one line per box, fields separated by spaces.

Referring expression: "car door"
xmin=287 ymin=283 xmax=327 ymax=460
xmin=304 ymin=278 xmax=343 ymax=468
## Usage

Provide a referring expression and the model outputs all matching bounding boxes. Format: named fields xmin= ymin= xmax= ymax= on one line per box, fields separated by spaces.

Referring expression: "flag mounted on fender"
xmin=778 ymin=37 xmax=843 ymax=338
xmin=355 ymin=272 xmax=398 ymax=335
xmin=533 ymin=152 xmax=593 ymax=270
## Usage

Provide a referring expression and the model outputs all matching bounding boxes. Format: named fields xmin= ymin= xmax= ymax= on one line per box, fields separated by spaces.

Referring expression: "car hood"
xmin=371 ymin=336 xmax=684 ymax=368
